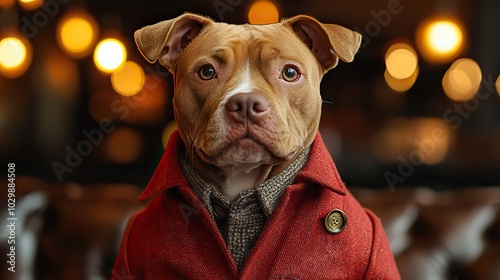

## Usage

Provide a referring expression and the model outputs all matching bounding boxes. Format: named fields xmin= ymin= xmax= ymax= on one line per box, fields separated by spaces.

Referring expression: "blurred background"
xmin=0 ymin=0 xmax=499 ymax=187
xmin=1 ymin=0 xmax=500 ymax=279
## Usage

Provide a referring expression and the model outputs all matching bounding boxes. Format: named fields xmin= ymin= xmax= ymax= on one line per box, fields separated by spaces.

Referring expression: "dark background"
xmin=1 ymin=0 xmax=500 ymax=189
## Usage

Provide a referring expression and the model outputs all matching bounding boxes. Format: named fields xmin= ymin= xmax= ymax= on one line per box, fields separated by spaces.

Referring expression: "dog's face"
xmin=135 ymin=14 xmax=361 ymax=175
xmin=172 ymin=22 xmax=326 ymax=170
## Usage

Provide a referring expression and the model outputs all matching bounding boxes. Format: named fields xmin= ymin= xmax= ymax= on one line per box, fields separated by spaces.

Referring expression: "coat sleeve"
xmin=111 ymin=210 xmax=142 ymax=280
xmin=363 ymin=209 xmax=401 ymax=280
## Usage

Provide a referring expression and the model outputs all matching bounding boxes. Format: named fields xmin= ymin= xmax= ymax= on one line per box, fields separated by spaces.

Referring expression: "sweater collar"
xmin=179 ymin=145 xmax=311 ymax=217
xmin=138 ymin=130 xmax=346 ymax=202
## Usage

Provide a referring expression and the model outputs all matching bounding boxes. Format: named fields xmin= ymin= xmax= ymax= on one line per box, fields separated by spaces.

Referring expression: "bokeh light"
xmin=0 ymin=35 xmax=32 ymax=78
xmin=496 ymin=75 xmax=500 ymax=97
xmin=111 ymin=61 xmax=145 ymax=96
xmin=442 ymin=58 xmax=482 ymax=102
xmin=248 ymin=1 xmax=279 ymax=24
xmin=426 ymin=22 xmax=462 ymax=53
xmin=0 ymin=0 xmax=15 ymax=8
xmin=0 ymin=38 xmax=25 ymax=68
xmin=417 ymin=18 xmax=464 ymax=63
xmin=18 ymin=0 xmax=43 ymax=10
xmin=93 ymin=38 xmax=126 ymax=73
xmin=372 ymin=118 xmax=451 ymax=165
xmin=385 ymin=43 xmax=418 ymax=79
xmin=415 ymin=118 xmax=451 ymax=165
xmin=103 ymin=127 xmax=142 ymax=163
xmin=384 ymin=67 xmax=419 ymax=93
xmin=88 ymin=75 xmax=168 ymax=125
xmin=57 ymin=11 xmax=98 ymax=58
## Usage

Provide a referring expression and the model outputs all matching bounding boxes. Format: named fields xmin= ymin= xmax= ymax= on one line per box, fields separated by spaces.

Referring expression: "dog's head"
xmin=135 ymin=13 xmax=361 ymax=191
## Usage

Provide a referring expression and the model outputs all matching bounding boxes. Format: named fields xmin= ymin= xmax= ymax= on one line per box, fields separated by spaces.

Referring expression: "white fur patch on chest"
xmin=223 ymin=166 xmax=262 ymax=200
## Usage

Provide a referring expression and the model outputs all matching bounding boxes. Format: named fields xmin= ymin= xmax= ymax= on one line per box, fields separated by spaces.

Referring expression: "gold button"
xmin=324 ymin=209 xmax=347 ymax=234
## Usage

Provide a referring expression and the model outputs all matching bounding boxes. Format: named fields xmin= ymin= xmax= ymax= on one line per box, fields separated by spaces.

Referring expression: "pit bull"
xmin=113 ymin=13 xmax=400 ymax=279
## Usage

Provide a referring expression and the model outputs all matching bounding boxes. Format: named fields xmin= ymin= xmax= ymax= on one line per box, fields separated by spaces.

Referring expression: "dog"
xmin=113 ymin=13 xmax=400 ymax=279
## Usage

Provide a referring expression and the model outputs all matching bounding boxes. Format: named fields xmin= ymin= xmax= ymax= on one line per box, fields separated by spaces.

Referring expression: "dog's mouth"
xmin=196 ymin=133 xmax=297 ymax=168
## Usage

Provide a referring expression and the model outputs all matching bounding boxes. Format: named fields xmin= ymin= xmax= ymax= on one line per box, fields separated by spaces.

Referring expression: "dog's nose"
xmin=225 ymin=93 xmax=269 ymax=123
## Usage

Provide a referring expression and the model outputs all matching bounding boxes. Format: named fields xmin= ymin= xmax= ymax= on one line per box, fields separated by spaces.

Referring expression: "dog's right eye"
xmin=198 ymin=65 xmax=216 ymax=80
xmin=281 ymin=65 xmax=301 ymax=82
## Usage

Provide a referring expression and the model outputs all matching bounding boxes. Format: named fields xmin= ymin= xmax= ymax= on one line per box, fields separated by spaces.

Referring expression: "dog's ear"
xmin=134 ymin=13 xmax=213 ymax=69
xmin=283 ymin=15 xmax=362 ymax=71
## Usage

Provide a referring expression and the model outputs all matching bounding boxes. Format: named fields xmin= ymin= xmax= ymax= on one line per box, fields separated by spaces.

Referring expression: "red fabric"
xmin=113 ymin=131 xmax=400 ymax=279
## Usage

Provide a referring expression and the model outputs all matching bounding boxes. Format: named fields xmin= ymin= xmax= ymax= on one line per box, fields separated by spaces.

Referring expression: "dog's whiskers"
xmin=322 ymin=98 xmax=334 ymax=105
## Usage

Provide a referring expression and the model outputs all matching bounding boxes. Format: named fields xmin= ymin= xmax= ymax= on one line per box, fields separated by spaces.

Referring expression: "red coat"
xmin=113 ymin=131 xmax=400 ymax=279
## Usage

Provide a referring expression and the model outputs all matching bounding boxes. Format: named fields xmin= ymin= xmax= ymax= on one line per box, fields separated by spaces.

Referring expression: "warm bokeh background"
xmin=1 ymin=0 xmax=500 ymax=188
xmin=1 ymin=1 xmax=500 ymax=279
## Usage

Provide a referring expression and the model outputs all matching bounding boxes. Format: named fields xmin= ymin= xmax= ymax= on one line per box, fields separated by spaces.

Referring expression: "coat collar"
xmin=138 ymin=130 xmax=346 ymax=202
xmin=138 ymin=130 xmax=188 ymax=202
xmin=293 ymin=133 xmax=346 ymax=196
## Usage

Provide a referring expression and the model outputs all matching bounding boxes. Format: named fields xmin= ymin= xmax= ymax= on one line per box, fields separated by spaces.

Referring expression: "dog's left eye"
xmin=198 ymin=65 xmax=216 ymax=80
xmin=281 ymin=65 xmax=300 ymax=82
